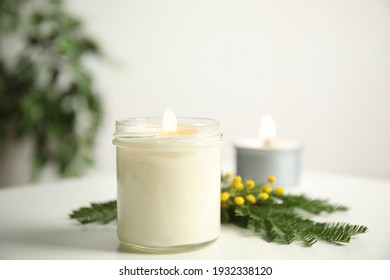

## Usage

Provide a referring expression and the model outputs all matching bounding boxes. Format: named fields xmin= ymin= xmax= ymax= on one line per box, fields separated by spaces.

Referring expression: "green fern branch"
xmin=220 ymin=174 xmax=368 ymax=246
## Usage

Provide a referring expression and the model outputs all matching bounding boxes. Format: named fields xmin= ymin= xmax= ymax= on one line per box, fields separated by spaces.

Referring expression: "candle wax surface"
xmin=159 ymin=128 xmax=198 ymax=137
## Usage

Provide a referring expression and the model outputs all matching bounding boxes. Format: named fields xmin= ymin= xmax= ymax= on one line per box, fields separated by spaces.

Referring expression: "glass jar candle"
xmin=113 ymin=113 xmax=223 ymax=253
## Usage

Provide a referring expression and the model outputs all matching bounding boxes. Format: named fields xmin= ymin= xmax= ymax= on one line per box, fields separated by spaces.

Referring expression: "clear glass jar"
xmin=113 ymin=117 xmax=223 ymax=253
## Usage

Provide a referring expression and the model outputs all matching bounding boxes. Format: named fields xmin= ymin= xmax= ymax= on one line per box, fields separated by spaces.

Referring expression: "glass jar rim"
xmin=113 ymin=116 xmax=223 ymax=147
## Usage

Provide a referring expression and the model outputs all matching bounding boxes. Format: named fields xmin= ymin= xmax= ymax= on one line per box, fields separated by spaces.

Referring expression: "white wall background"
xmin=67 ymin=0 xmax=390 ymax=179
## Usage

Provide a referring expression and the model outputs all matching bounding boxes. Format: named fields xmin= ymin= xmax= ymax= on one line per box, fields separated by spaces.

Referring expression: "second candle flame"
xmin=259 ymin=115 xmax=277 ymax=146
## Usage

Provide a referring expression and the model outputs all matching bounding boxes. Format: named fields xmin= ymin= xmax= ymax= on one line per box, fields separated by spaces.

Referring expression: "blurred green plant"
xmin=0 ymin=0 xmax=103 ymax=179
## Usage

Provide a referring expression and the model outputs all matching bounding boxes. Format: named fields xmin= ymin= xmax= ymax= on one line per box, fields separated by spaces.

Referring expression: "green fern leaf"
xmin=230 ymin=202 xmax=367 ymax=246
xmin=275 ymin=194 xmax=348 ymax=214
xmin=69 ymin=200 xmax=116 ymax=224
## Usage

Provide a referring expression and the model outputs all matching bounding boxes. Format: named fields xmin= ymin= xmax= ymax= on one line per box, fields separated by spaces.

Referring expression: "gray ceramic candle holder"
xmin=235 ymin=139 xmax=303 ymax=186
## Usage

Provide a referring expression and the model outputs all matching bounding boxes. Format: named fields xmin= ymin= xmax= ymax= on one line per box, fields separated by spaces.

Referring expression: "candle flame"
xmin=259 ymin=115 xmax=277 ymax=145
xmin=162 ymin=107 xmax=177 ymax=133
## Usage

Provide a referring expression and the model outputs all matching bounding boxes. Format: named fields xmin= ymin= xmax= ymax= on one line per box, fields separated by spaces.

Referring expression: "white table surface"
xmin=0 ymin=171 xmax=389 ymax=260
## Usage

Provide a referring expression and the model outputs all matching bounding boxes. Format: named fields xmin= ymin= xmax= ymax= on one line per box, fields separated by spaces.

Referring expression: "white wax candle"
xmin=113 ymin=114 xmax=222 ymax=252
